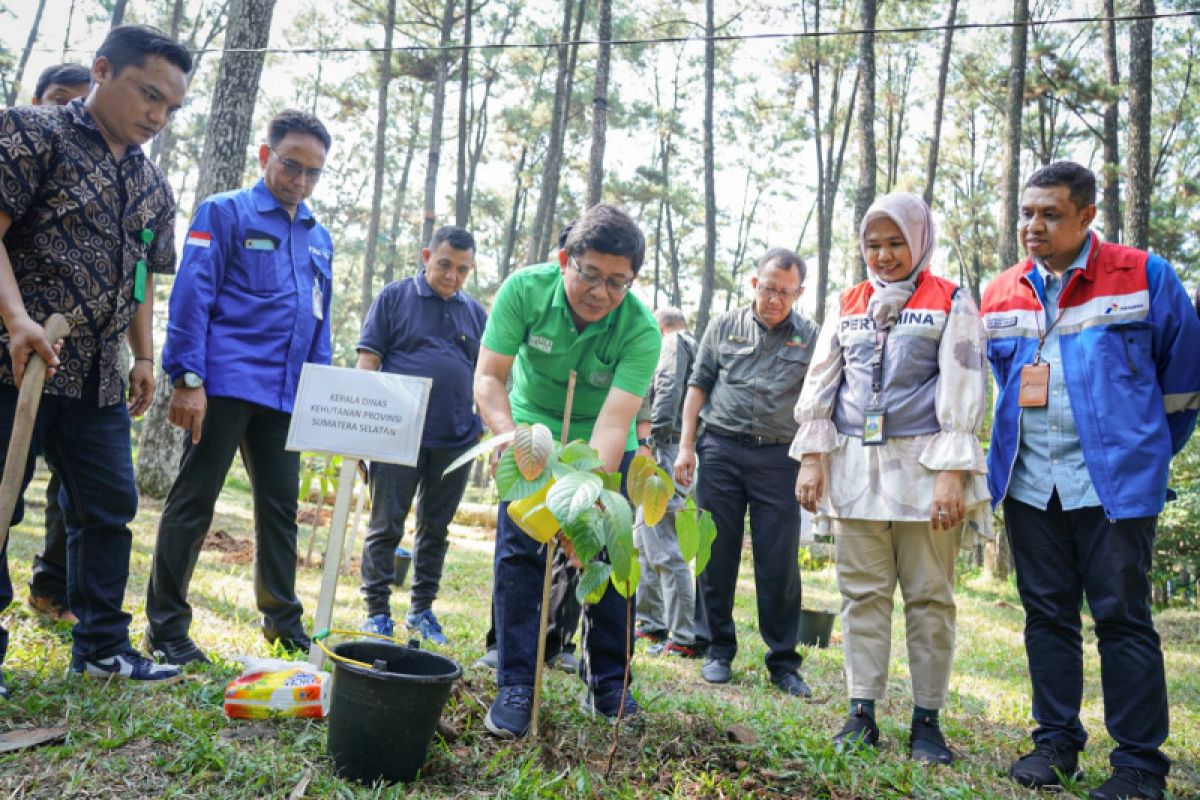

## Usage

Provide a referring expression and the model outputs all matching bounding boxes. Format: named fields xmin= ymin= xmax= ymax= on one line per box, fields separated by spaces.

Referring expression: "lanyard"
xmin=1029 ymin=269 xmax=1077 ymax=365
xmin=870 ymin=327 xmax=890 ymax=404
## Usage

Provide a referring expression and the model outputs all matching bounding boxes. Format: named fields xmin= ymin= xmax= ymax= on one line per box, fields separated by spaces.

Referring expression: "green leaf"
xmin=695 ymin=509 xmax=718 ymax=576
xmin=600 ymin=489 xmax=632 ymax=541
xmin=608 ymin=520 xmax=635 ymax=584
xmin=495 ymin=448 xmax=552 ymax=501
xmin=576 ymin=561 xmax=613 ymax=605
xmin=559 ymin=440 xmax=604 ymax=471
xmin=675 ymin=505 xmax=699 ymax=563
xmin=546 ymin=471 xmax=604 ymax=523
xmin=612 ymin=555 xmax=640 ymax=599
xmin=562 ymin=508 xmax=605 ymax=564
xmin=640 ymin=470 xmax=673 ymax=527
xmin=513 ymin=423 xmax=554 ymax=480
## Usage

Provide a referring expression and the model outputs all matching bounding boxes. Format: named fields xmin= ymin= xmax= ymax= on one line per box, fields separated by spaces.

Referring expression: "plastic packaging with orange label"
xmin=223 ymin=657 xmax=331 ymax=720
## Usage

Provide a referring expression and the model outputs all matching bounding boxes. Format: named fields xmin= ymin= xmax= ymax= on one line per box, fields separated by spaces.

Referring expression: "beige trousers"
xmin=833 ymin=518 xmax=961 ymax=708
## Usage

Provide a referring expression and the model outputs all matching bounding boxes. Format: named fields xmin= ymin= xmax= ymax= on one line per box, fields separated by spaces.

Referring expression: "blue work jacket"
xmin=162 ymin=180 xmax=333 ymax=413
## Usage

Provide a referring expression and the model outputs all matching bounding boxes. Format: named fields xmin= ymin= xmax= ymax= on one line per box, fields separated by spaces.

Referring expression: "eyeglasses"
xmin=269 ymin=147 xmax=324 ymax=182
xmin=756 ymin=284 xmax=799 ymax=302
xmin=570 ymin=257 xmax=634 ymax=296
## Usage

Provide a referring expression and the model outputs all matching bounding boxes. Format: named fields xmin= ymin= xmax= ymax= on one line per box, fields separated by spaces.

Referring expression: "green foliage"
xmin=1157 ymin=435 xmax=1200 ymax=607
xmin=296 ymin=453 xmax=342 ymax=503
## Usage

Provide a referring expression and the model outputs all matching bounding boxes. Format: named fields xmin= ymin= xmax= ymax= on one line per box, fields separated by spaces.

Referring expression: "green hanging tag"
xmin=140 ymin=228 xmax=154 ymax=245
xmin=133 ymin=259 xmax=147 ymax=303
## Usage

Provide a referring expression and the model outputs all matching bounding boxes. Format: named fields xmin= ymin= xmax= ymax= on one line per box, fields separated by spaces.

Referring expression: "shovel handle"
xmin=0 ymin=313 xmax=70 ymax=552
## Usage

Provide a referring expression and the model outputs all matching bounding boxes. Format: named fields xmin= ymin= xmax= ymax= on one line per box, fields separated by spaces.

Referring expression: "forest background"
xmin=2 ymin=0 xmax=1199 ymax=593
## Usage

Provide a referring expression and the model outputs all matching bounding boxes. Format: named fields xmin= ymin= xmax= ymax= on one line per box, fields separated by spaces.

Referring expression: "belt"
xmin=704 ymin=425 xmax=792 ymax=448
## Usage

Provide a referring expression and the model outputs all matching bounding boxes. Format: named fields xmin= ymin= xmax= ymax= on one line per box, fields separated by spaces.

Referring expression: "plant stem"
xmin=605 ymin=592 xmax=633 ymax=777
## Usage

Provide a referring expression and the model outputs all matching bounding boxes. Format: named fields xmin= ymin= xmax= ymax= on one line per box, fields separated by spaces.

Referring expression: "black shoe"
xmin=145 ymin=628 xmax=211 ymax=666
xmin=771 ymin=671 xmax=813 ymax=698
xmin=1009 ymin=741 xmax=1083 ymax=789
xmin=1088 ymin=767 xmax=1166 ymax=800
xmin=833 ymin=704 xmax=880 ymax=751
xmin=485 ymin=685 xmax=533 ymax=738
xmin=266 ymin=630 xmax=312 ymax=657
xmin=701 ymin=658 xmax=732 ymax=684
xmin=909 ymin=717 xmax=954 ymax=765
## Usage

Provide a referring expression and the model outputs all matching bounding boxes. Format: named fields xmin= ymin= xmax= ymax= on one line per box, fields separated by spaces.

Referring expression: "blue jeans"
xmin=1005 ymin=494 xmax=1170 ymax=777
xmin=493 ymin=451 xmax=635 ymax=693
xmin=0 ymin=383 xmax=138 ymax=665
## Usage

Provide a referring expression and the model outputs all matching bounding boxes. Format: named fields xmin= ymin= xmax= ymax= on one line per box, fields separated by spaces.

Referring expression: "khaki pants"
xmin=833 ymin=518 xmax=961 ymax=708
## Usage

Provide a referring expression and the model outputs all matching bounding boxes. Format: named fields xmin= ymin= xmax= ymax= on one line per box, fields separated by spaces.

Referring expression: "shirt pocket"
xmin=987 ymin=337 xmax=1019 ymax=380
xmin=717 ymin=342 xmax=756 ymax=384
xmin=581 ymin=351 xmax=616 ymax=390
xmin=454 ymin=332 xmax=481 ymax=365
xmin=231 ymin=229 xmax=285 ymax=294
xmin=771 ymin=343 xmax=813 ymax=391
xmin=1103 ymin=323 xmax=1153 ymax=383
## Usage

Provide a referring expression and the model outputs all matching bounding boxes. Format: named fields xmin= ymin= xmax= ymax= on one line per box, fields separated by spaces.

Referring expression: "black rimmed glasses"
xmin=269 ymin=147 xmax=324 ymax=182
xmin=570 ymin=256 xmax=634 ymax=296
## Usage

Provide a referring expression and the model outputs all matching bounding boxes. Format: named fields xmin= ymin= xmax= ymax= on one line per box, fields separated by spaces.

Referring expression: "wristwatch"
xmin=173 ymin=371 xmax=203 ymax=389
xmin=637 ymin=436 xmax=654 ymax=448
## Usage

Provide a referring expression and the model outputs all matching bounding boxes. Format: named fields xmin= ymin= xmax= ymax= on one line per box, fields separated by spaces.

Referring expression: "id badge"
xmin=1018 ymin=363 xmax=1050 ymax=408
xmin=312 ymin=280 xmax=324 ymax=320
xmin=862 ymin=407 xmax=885 ymax=446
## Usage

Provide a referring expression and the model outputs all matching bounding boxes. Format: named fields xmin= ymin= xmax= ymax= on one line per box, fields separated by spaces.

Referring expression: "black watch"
xmin=637 ymin=436 xmax=654 ymax=448
xmin=173 ymin=371 xmax=203 ymax=389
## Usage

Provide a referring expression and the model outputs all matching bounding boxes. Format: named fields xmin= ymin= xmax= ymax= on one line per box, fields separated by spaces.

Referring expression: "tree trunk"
xmin=986 ymin=511 xmax=1013 ymax=583
xmin=694 ymin=0 xmax=718 ymax=340
xmin=1124 ymin=0 xmax=1154 ymax=250
xmin=923 ymin=0 xmax=958 ymax=207
xmin=997 ymin=0 xmax=1029 ymax=271
xmin=499 ymin=145 xmax=528 ymax=280
xmin=61 ymin=0 xmax=76 ymax=59
xmin=852 ymin=0 xmax=877 ymax=283
xmin=1101 ymin=0 xmax=1121 ymax=243
xmin=586 ymin=0 xmax=612 ymax=207
xmin=137 ymin=0 xmax=277 ymax=499
xmin=7 ymin=0 xmax=47 ymax=106
xmin=385 ymin=89 xmax=424 ymax=285
xmin=110 ymin=0 xmax=129 ymax=27
xmin=454 ymin=0 xmax=473 ymax=226
xmin=363 ymin=0 xmax=397 ymax=318
xmin=420 ymin=0 xmax=457 ymax=250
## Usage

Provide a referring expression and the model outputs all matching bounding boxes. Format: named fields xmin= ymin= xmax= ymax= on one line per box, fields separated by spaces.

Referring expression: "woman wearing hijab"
xmin=791 ymin=192 xmax=989 ymax=764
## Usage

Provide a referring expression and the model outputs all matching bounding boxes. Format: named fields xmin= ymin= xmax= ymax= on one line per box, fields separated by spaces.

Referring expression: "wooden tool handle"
xmin=0 ymin=313 xmax=70 ymax=551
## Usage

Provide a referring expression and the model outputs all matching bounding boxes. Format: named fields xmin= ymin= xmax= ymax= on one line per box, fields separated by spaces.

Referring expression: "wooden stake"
xmin=529 ymin=370 xmax=576 ymax=742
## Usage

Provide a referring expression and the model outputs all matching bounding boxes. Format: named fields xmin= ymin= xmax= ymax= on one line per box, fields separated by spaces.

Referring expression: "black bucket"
xmin=797 ymin=608 xmax=836 ymax=648
xmin=392 ymin=547 xmax=412 ymax=587
xmin=327 ymin=640 xmax=461 ymax=784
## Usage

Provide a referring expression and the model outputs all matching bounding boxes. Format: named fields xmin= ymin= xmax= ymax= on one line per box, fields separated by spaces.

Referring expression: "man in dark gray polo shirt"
xmin=674 ymin=248 xmax=818 ymax=696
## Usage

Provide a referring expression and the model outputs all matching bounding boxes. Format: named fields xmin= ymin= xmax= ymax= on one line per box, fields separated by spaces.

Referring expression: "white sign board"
xmin=286 ymin=364 xmax=432 ymax=466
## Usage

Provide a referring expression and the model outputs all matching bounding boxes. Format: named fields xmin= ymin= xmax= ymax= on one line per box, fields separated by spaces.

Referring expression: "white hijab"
xmin=858 ymin=192 xmax=936 ymax=329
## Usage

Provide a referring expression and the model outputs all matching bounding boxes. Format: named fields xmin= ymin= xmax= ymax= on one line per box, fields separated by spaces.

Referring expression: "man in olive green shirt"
xmin=475 ymin=204 xmax=660 ymax=738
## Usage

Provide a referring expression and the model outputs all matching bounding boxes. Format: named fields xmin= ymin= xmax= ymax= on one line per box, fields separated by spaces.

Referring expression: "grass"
xmin=1 ymin=463 xmax=1198 ymax=798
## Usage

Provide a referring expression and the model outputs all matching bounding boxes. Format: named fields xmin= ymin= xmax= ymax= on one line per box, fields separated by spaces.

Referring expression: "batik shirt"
xmin=0 ymin=100 xmax=176 ymax=406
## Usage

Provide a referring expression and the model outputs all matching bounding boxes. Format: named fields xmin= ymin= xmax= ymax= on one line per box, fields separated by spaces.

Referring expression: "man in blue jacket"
xmin=144 ymin=110 xmax=334 ymax=665
xmin=982 ymin=161 xmax=1200 ymax=800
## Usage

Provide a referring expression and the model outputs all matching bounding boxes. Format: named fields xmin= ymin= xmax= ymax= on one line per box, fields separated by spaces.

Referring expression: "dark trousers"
xmin=484 ymin=544 xmax=582 ymax=656
xmin=28 ymin=471 xmax=68 ymax=604
xmin=694 ymin=432 xmax=802 ymax=677
xmin=494 ymin=451 xmax=634 ymax=691
xmin=0 ymin=384 xmax=139 ymax=664
xmin=146 ymin=396 xmax=303 ymax=642
xmin=359 ymin=446 xmax=472 ymax=617
xmin=1005 ymin=494 xmax=1170 ymax=776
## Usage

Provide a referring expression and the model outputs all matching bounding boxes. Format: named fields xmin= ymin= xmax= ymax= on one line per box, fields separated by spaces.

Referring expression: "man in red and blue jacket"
xmin=982 ymin=161 xmax=1200 ymax=800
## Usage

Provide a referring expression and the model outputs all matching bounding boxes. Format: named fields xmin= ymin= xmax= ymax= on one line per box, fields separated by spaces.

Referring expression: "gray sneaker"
xmin=701 ymin=658 xmax=732 ymax=684
xmin=473 ymin=648 xmax=498 ymax=670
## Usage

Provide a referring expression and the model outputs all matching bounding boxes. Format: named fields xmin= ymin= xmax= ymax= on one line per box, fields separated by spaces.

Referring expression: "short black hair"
xmin=429 ymin=225 xmax=476 ymax=253
xmin=1025 ymin=161 xmax=1096 ymax=210
xmin=563 ymin=204 xmax=645 ymax=274
xmin=96 ymin=25 xmax=192 ymax=77
xmin=268 ymin=109 xmax=332 ymax=153
xmin=758 ymin=247 xmax=807 ymax=284
xmin=34 ymin=63 xmax=90 ymax=100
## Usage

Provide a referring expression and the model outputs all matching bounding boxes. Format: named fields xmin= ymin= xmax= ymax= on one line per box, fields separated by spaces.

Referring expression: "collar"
xmin=1035 ymin=233 xmax=1092 ymax=284
xmin=67 ymin=98 xmax=145 ymax=163
xmin=252 ymin=178 xmax=316 ymax=227
xmin=415 ymin=271 xmax=464 ymax=303
xmin=748 ymin=304 xmax=798 ymax=334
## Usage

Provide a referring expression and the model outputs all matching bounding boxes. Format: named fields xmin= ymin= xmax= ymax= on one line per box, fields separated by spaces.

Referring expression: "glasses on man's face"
xmin=756 ymin=284 xmax=798 ymax=303
xmin=570 ymin=257 xmax=634 ymax=296
xmin=269 ymin=147 xmax=324 ymax=183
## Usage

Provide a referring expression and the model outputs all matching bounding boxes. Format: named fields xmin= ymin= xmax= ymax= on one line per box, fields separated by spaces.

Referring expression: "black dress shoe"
xmin=771 ymin=671 xmax=813 ymax=698
xmin=1088 ymin=767 xmax=1165 ymax=800
xmin=909 ymin=717 xmax=954 ymax=765
xmin=833 ymin=704 xmax=880 ymax=751
xmin=144 ymin=627 xmax=211 ymax=665
xmin=1009 ymin=741 xmax=1082 ymax=789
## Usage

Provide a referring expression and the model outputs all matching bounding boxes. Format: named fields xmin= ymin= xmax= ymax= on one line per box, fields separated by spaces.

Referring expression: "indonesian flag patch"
xmin=185 ymin=230 xmax=212 ymax=248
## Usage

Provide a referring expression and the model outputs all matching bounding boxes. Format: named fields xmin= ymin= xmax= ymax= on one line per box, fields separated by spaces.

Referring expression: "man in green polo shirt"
xmin=475 ymin=203 xmax=661 ymax=738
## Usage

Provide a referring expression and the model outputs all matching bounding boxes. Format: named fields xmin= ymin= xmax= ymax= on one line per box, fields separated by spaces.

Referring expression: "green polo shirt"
xmin=482 ymin=262 xmax=661 ymax=450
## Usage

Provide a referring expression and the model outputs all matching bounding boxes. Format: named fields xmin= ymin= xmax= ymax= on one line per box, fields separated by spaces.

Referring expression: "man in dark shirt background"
xmin=674 ymin=248 xmax=819 ymax=697
xmin=356 ymin=225 xmax=487 ymax=645
xmin=0 ymin=25 xmax=191 ymax=696
xmin=24 ymin=62 xmax=93 ymax=627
